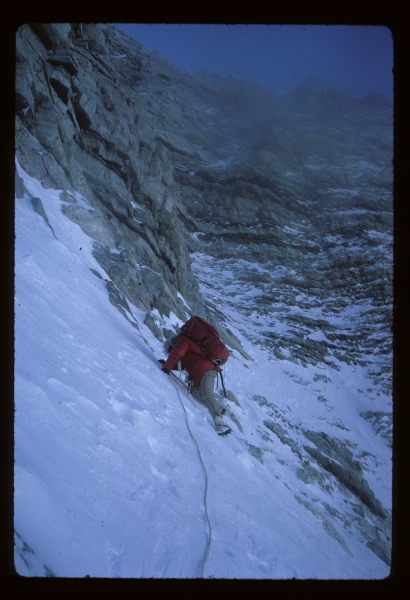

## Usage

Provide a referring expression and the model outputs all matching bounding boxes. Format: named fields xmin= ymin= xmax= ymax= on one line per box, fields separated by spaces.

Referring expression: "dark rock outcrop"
xmin=30 ymin=197 xmax=56 ymax=238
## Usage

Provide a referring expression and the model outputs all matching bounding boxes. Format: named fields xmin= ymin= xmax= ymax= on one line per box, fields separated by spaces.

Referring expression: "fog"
xmin=114 ymin=24 xmax=393 ymax=101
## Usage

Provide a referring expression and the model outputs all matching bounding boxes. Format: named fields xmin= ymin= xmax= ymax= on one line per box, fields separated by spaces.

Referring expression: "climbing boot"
xmin=214 ymin=415 xmax=231 ymax=436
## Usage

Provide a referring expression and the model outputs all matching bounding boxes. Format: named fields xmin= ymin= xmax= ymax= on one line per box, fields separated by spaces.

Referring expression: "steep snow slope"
xmin=14 ymin=164 xmax=391 ymax=578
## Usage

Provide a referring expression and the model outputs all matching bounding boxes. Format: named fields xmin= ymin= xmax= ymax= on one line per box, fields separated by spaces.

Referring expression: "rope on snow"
xmin=130 ymin=324 xmax=212 ymax=577
xmin=168 ymin=376 xmax=212 ymax=579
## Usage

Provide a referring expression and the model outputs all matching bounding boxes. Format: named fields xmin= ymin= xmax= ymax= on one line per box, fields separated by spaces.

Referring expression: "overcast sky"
xmin=114 ymin=24 xmax=393 ymax=101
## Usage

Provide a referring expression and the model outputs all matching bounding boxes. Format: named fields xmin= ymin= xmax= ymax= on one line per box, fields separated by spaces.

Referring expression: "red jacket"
xmin=163 ymin=334 xmax=218 ymax=389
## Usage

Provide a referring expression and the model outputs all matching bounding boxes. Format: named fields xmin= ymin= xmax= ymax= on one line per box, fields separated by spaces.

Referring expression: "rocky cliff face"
xmin=16 ymin=23 xmax=392 ymax=384
xmin=16 ymin=23 xmax=260 ymax=356
xmin=15 ymin=24 xmax=393 ymax=568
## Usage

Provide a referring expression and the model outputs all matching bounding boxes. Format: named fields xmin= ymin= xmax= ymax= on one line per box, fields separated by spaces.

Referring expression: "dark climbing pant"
xmin=190 ymin=369 xmax=222 ymax=419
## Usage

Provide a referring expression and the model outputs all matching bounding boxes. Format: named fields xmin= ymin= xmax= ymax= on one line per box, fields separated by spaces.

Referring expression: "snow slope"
xmin=14 ymin=164 xmax=391 ymax=578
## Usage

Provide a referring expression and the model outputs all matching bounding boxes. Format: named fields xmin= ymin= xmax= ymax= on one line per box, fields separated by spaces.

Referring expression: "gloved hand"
xmin=161 ymin=366 xmax=170 ymax=375
xmin=158 ymin=359 xmax=165 ymax=366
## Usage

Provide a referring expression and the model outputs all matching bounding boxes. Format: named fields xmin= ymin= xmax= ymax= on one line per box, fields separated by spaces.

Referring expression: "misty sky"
xmin=114 ymin=24 xmax=393 ymax=101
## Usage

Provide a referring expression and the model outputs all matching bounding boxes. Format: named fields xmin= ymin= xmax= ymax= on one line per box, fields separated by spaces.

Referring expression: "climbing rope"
xmin=132 ymin=324 xmax=212 ymax=577
xmin=168 ymin=376 xmax=212 ymax=579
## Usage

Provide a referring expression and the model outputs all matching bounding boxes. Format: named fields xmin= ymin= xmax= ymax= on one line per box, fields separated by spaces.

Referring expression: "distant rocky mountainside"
xmin=15 ymin=23 xmax=393 ymax=391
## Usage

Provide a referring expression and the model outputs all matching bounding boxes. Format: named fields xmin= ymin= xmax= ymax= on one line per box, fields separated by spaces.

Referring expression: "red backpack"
xmin=180 ymin=316 xmax=229 ymax=366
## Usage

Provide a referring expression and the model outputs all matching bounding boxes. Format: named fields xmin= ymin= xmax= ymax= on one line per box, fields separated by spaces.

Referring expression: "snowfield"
xmin=14 ymin=164 xmax=391 ymax=578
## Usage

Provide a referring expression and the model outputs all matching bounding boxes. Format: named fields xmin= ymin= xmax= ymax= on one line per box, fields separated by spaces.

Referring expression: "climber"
xmin=160 ymin=320 xmax=231 ymax=436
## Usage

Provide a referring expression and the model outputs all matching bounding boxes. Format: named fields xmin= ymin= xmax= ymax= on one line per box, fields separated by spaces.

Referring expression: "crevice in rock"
xmin=72 ymin=97 xmax=92 ymax=130
xmin=50 ymin=78 xmax=69 ymax=105
xmin=16 ymin=92 xmax=29 ymax=113
xmin=47 ymin=55 xmax=78 ymax=77
xmin=161 ymin=251 xmax=176 ymax=274
xmin=29 ymin=23 xmax=54 ymax=51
